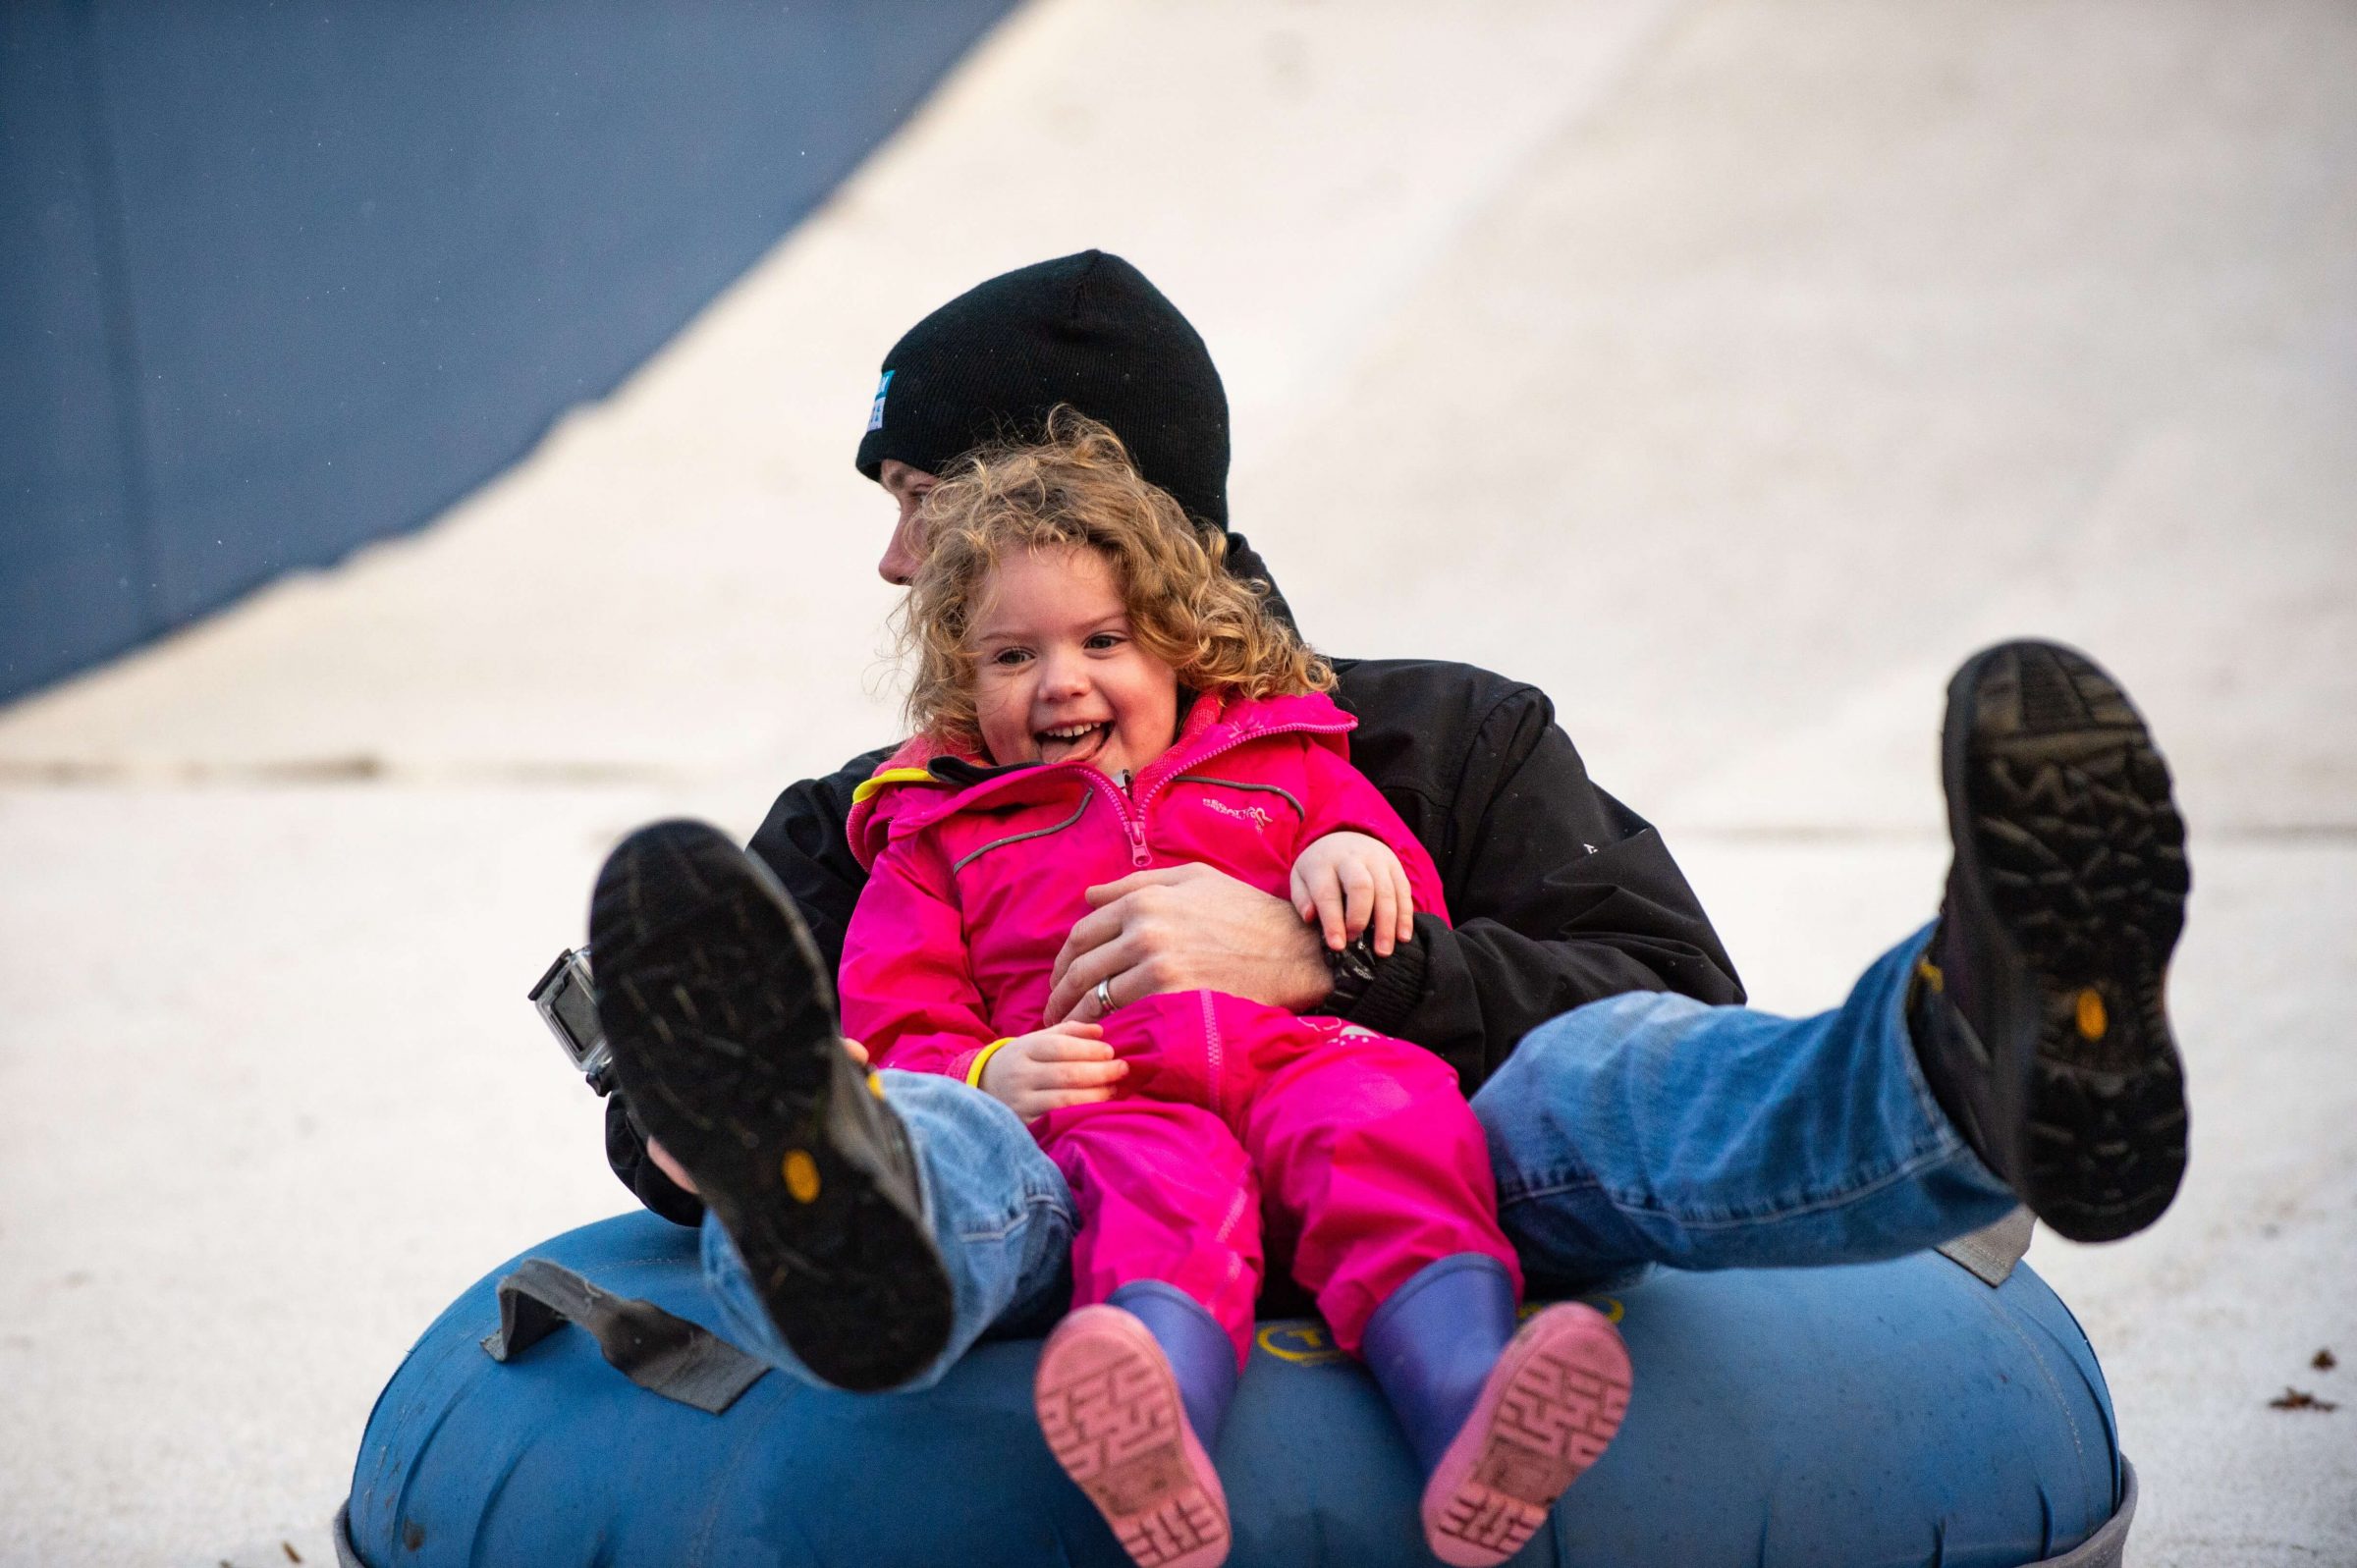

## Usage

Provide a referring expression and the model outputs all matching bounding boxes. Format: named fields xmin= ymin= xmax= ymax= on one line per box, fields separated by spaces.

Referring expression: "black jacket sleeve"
xmin=1329 ymin=661 xmax=1743 ymax=1091
xmin=742 ymin=743 xmax=898 ymax=973
xmin=601 ymin=743 xmax=894 ymax=1224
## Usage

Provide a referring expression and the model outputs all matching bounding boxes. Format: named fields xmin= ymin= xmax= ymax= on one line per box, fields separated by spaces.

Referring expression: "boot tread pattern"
xmin=1037 ymin=1324 xmax=1229 ymax=1568
xmin=1967 ymin=645 xmax=2190 ymax=1241
xmin=591 ymin=823 xmax=951 ymax=1391
xmin=1432 ymin=1321 xmax=1631 ymax=1565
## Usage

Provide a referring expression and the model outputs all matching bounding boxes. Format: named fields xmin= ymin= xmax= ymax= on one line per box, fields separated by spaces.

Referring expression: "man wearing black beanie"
xmin=855 ymin=252 xmax=1290 ymax=625
xmin=857 ymin=250 xmax=1232 ymax=533
xmin=594 ymin=252 xmax=2188 ymax=1409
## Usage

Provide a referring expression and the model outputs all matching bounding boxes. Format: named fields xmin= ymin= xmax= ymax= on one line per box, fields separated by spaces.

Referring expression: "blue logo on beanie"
xmin=867 ymin=369 xmax=894 ymax=434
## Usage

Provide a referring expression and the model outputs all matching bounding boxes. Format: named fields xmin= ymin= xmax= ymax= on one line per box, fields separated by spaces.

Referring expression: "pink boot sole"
xmin=1420 ymin=1302 xmax=1633 ymax=1568
xmin=1035 ymin=1305 xmax=1233 ymax=1568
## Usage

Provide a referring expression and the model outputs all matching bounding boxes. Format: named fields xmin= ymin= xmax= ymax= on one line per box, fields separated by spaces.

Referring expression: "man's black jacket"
xmin=604 ymin=535 xmax=1743 ymax=1223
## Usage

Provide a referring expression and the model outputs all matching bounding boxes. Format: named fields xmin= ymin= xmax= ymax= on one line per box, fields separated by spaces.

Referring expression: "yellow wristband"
xmin=965 ymin=1038 xmax=1014 ymax=1088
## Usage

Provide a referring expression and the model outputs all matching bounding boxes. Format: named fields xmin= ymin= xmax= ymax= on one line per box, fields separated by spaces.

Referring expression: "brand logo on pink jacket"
xmin=1199 ymin=797 xmax=1275 ymax=831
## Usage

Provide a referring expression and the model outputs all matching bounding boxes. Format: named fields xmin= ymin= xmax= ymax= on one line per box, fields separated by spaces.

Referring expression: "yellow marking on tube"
xmin=2075 ymin=989 xmax=2108 ymax=1041
xmin=1256 ymin=1323 xmax=1343 ymax=1365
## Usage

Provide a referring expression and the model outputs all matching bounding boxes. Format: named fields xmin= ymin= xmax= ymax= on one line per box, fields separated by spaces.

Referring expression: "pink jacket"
xmin=840 ymin=689 xmax=1450 ymax=1083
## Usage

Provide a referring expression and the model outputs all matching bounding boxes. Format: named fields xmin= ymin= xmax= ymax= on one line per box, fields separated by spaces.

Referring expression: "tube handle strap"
xmin=1934 ymin=1206 xmax=2036 ymax=1287
xmin=480 ymin=1256 xmax=767 ymax=1414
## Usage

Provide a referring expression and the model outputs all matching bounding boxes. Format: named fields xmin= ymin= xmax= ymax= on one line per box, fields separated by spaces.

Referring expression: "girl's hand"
xmin=1288 ymin=831 xmax=1416 ymax=955
xmin=978 ymin=1020 xmax=1127 ymax=1120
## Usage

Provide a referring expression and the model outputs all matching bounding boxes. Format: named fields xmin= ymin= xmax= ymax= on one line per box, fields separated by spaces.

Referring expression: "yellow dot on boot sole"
xmin=2075 ymin=988 xmax=2108 ymax=1041
xmin=783 ymin=1149 xmax=821 ymax=1203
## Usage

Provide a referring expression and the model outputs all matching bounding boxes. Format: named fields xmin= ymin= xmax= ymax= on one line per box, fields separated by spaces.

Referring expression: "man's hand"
xmin=1289 ymin=831 xmax=1416 ymax=955
xmin=1044 ymin=863 xmax=1334 ymax=1024
xmin=978 ymin=1021 xmax=1127 ymax=1120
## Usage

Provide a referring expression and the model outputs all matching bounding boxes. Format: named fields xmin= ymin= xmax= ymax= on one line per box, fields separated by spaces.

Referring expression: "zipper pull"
xmin=1125 ymin=814 xmax=1149 ymax=867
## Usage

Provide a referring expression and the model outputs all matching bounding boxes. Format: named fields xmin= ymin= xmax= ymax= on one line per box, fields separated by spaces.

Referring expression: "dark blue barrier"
xmin=0 ymin=0 xmax=1015 ymax=701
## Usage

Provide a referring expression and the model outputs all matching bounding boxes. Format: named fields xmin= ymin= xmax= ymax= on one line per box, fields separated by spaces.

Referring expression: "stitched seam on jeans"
xmin=1602 ymin=1134 xmax=1978 ymax=1230
xmin=1501 ymin=1119 xmax=1971 ymax=1229
xmin=1497 ymin=1171 xmax=1605 ymax=1210
xmin=953 ymin=1191 xmax=1073 ymax=1244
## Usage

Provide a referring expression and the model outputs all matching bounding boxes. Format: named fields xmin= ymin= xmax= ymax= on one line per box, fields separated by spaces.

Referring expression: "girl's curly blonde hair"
xmin=899 ymin=407 xmax=1333 ymax=748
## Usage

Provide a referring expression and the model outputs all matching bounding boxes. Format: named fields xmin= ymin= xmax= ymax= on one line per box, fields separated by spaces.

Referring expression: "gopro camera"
xmin=529 ymin=946 xmax=612 ymax=1091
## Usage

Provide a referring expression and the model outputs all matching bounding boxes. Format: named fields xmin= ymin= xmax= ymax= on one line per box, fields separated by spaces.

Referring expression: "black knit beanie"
xmin=855 ymin=250 xmax=1230 ymax=531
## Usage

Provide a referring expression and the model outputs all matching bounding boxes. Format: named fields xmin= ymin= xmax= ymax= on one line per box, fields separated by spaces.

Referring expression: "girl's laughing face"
xmin=968 ymin=545 xmax=1179 ymax=779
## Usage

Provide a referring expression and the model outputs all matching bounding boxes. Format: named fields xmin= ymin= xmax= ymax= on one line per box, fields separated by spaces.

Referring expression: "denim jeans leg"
xmin=701 ymin=1068 xmax=1076 ymax=1391
xmin=1470 ymin=925 xmax=2019 ymax=1284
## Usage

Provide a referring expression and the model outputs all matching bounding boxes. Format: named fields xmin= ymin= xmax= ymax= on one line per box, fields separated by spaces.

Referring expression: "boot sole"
xmin=1945 ymin=642 xmax=2191 ymax=1242
xmin=1421 ymin=1303 xmax=1632 ymax=1568
xmin=1036 ymin=1306 xmax=1232 ymax=1568
xmin=589 ymin=820 xmax=953 ymax=1391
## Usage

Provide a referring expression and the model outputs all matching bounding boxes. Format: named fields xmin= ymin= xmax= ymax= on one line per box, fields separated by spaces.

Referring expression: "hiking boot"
xmin=1912 ymin=642 xmax=2191 ymax=1243
xmin=588 ymin=819 xmax=953 ymax=1390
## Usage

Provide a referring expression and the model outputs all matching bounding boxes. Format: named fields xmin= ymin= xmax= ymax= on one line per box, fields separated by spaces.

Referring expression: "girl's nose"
xmin=1039 ymin=649 xmax=1090 ymax=699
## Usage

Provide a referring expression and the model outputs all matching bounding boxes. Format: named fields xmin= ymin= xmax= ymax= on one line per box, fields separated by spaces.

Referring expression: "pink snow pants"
xmin=1026 ymin=989 xmax=1521 ymax=1369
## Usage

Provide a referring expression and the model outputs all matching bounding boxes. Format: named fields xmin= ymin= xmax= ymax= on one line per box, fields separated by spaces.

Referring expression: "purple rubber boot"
xmin=1363 ymin=1255 xmax=1632 ymax=1567
xmin=1033 ymin=1282 xmax=1238 ymax=1568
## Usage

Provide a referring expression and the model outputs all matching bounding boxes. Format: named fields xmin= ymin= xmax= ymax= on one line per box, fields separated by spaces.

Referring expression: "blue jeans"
xmin=1472 ymin=925 xmax=2016 ymax=1286
xmin=709 ymin=927 xmax=2017 ymax=1389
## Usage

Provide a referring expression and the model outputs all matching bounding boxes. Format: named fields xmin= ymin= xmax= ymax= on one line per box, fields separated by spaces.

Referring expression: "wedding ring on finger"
xmin=1094 ymin=977 xmax=1119 ymax=1016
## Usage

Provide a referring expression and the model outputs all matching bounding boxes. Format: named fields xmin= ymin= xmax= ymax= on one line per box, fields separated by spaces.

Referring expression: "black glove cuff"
xmin=1321 ymin=920 xmax=1431 ymax=1038
xmin=1320 ymin=933 xmax=1380 ymax=1011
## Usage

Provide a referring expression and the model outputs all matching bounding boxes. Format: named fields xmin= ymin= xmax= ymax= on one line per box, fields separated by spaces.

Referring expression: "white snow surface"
xmin=2 ymin=2 xmax=2352 ymax=1564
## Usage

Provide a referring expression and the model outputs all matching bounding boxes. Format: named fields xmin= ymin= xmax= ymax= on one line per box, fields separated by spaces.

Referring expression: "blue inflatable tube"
xmin=342 ymin=1212 xmax=2134 ymax=1567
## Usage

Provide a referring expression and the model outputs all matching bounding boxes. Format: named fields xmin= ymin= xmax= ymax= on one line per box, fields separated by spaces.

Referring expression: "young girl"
xmin=837 ymin=412 xmax=1631 ymax=1568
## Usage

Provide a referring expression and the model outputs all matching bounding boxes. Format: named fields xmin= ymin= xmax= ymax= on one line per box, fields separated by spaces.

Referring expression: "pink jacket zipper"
xmin=1073 ymin=711 xmax=1354 ymax=869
